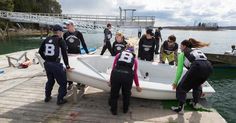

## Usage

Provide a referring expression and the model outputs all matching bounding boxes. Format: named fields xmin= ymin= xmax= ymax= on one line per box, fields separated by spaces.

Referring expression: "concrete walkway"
xmin=0 ymin=49 xmax=227 ymax=123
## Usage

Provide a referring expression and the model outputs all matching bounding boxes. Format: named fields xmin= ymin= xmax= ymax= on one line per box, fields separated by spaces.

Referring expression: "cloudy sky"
xmin=59 ymin=0 xmax=236 ymax=26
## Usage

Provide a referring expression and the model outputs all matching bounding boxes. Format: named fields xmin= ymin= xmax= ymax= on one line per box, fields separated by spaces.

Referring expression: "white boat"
xmin=35 ymin=54 xmax=215 ymax=100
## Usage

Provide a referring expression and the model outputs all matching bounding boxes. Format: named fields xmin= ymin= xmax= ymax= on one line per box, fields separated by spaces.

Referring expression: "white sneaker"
xmin=171 ymin=106 xmax=184 ymax=115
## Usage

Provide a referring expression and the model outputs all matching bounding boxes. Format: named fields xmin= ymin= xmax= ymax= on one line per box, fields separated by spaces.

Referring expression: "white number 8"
xmin=118 ymin=52 xmax=133 ymax=63
xmin=45 ymin=44 xmax=55 ymax=56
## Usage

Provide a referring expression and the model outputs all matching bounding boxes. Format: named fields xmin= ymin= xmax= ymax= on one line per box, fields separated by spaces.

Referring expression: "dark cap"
xmin=107 ymin=23 xmax=111 ymax=27
xmin=53 ymin=24 xmax=63 ymax=32
xmin=146 ymin=29 xmax=153 ymax=35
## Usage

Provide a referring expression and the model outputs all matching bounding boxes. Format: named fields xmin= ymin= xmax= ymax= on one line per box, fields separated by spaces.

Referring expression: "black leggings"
xmin=109 ymin=69 xmax=133 ymax=112
xmin=100 ymin=41 xmax=113 ymax=55
xmin=176 ymin=61 xmax=213 ymax=104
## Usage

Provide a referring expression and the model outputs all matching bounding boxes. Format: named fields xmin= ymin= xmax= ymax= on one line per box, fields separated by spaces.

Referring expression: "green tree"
xmin=0 ymin=0 xmax=14 ymax=30
xmin=13 ymin=0 xmax=62 ymax=13
xmin=0 ymin=0 xmax=14 ymax=11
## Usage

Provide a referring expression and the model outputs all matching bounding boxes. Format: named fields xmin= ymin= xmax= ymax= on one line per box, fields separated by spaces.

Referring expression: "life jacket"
xmin=116 ymin=51 xmax=135 ymax=72
xmin=184 ymin=49 xmax=207 ymax=69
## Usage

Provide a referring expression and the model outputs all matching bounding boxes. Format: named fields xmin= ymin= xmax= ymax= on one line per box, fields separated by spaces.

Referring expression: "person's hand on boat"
xmin=136 ymin=86 xmax=142 ymax=92
xmin=66 ymin=67 xmax=74 ymax=72
xmin=107 ymin=82 xmax=111 ymax=87
xmin=172 ymin=83 xmax=177 ymax=90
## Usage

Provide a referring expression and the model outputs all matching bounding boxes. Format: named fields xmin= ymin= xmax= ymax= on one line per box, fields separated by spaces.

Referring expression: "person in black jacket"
xmin=100 ymin=23 xmax=113 ymax=55
xmin=112 ymin=32 xmax=127 ymax=56
xmin=154 ymin=27 xmax=163 ymax=54
xmin=138 ymin=29 xmax=157 ymax=61
xmin=38 ymin=24 xmax=71 ymax=105
xmin=63 ymin=20 xmax=89 ymax=90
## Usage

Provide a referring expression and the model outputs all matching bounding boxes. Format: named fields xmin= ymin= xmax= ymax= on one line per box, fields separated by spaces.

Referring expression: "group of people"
xmin=39 ymin=21 xmax=213 ymax=116
xmin=39 ymin=20 xmax=89 ymax=105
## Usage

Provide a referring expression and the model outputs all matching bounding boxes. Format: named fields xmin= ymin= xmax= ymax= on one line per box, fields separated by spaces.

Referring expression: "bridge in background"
xmin=0 ymin=10 xmax=155 ymax=33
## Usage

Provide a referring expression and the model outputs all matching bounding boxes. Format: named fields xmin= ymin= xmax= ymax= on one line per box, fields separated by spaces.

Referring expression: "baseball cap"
xmin=53 ymin=24 xmax=63 ymax=32
xmin=64 ymin=20 xmax=75 ymax=25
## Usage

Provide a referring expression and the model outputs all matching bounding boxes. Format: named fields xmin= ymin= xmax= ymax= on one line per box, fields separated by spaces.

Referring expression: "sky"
xmin=58 ymin=0 xmax=236 ymax=26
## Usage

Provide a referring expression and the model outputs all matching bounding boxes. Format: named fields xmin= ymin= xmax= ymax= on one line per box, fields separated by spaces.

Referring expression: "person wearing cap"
xmin=138 ymin=29 xmax=157 ymax=61
xmin=39 ymin=24 xmax=71 ymax=105
xmin=63 ymin=20 xmax=89 ymax=90
xmin=112 ymin=32 xmax=128 ymax=56
xmin=160 ymin=35 xmax=178 ymax=65
xmin=100 ymin=23 xmax=113 ymax=55
xmin=154 ymin=27 xmax=163 ymax=54
xmin=108 ymin=44 xmax=142 ymax=115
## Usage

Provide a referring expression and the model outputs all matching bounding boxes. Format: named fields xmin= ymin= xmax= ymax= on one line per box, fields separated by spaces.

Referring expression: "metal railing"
xmin=0 ymin=10 xmax=155 ymax=28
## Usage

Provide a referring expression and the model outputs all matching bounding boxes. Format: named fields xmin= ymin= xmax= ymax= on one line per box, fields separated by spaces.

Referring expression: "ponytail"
xmin=181 ymin=38 xmax=210 ymax=48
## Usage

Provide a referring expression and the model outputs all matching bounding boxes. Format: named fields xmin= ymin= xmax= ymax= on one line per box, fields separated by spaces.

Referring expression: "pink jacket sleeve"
xmin=133 ymin=58 xmax=140 ymax=87
xmin=110 ymin=54 xmax=120 ymax=81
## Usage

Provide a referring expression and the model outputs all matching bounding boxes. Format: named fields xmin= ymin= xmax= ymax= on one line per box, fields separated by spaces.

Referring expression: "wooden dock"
xmin=0 ymin=49 xmax=227 ymax=123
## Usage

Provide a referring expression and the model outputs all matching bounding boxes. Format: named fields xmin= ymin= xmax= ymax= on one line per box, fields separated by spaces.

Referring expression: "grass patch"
xmin=162 ymin=100 xmax=212 ymax=112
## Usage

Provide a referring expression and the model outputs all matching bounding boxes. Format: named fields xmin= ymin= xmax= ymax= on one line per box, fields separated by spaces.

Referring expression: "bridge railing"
xmin=0 ymin=10 xmax=155 ymax=27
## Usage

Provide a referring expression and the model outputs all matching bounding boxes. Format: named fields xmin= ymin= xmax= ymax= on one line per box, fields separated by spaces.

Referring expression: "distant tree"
xmin=0 ymin=0 xmax=14 ymax=11
xmin=13 ymin=0 xmax=62 ymax=13
xmin=0 ymin=0 xmax=14 ymax=29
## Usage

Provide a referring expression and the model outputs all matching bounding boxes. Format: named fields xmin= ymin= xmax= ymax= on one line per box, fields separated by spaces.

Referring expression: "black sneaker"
xmin=44 ymin=96 xmax=52 ymax=102
xmin=110 ymin=109 xmax=117 ymax=115
xmin=57 ymin=99 xmax=67 ymax=105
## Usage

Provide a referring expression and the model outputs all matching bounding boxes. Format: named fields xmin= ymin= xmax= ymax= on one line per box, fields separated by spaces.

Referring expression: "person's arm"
xmin=174 ymin=44 xmax=179 ymax=65
xmin=133 ymin=58 xmax=139 ymax=87
xmin=159 ymin=44 xmax=164 ymax=62
xmin=38 ymin=40 xmax=46 ymax=60
xmin=138 ymin=39 xmax=142 ymax=58
xmin=60 ymin=38 xmax=70 ymax=69
xmin=112 ymin=53 xmax=119 ymax=69
xmin=109 ymin=53 xmax=120 ymax=83
xmin=78 ymin=32 xmax=89 ymax=54
xmin=159 ymin=32 xmax=163 ymax=42
xmin=112 ymin=42 xmax=115 ymax=55
xmin=173 ymin=52 xmax=184 ymax=85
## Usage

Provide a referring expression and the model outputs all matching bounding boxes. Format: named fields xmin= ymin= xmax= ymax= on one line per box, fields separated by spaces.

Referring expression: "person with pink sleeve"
xmin=108 ymin=45 xmax=142 ymax=115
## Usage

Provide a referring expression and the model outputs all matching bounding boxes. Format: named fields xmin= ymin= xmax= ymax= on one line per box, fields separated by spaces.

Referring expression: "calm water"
xmin=0 ymin=29 xmax=236 ymax=123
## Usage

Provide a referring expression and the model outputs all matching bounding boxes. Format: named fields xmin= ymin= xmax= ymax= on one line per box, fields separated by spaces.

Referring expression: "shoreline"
xmin=0 ymin=29 xmax=48 ymax=41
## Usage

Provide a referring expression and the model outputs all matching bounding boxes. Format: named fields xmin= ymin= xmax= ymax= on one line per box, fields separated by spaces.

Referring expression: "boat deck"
xmin=0 ymin=49 xmax=227 ymax=123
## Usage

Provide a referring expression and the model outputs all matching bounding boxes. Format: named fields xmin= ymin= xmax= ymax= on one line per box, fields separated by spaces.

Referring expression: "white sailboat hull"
xmin=67 ymin=55 xmax=215 ymax=100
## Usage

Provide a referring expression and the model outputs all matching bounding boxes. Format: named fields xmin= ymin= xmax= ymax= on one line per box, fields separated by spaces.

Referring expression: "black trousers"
xmin=155 ymin=38 xmax=160 ymax=54
xmin=176 ymin=61 xmax=213 ymax=105
xmin=109 ymin=69 xmax=133 ymax=112
xmin=140 ymin=54 xmax=154 ymax=61
xmin=138 ymin=32 xmax=141 ymax=38
xmin=44 ymin=62 xmax=67 ymax=101
xmin=100 ymin=41 xmax=113 ymax=55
